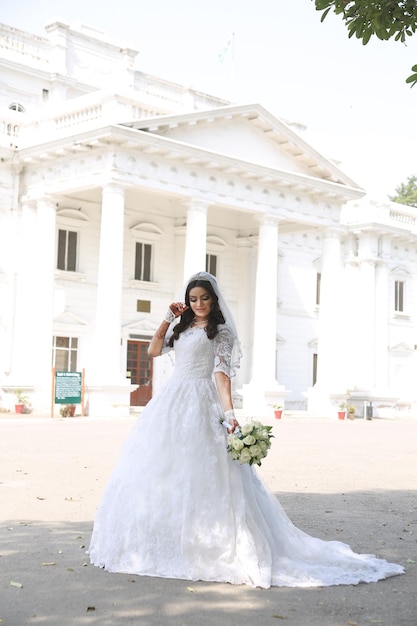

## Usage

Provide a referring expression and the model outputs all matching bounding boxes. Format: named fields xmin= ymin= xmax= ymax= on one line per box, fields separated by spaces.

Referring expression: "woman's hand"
xmin=227 ymin=418 xmax=240 ymax=434
xmin=169 ymin=302 xmax=189 ymax=318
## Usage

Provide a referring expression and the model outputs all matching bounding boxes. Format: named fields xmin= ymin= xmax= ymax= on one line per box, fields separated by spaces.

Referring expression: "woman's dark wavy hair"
xmin=168 ymin=279 xmax=225 ymax=346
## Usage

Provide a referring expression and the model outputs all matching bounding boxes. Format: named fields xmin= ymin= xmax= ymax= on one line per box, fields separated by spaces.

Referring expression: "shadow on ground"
xmin=1 ymin=489 xmax=415 ymax=626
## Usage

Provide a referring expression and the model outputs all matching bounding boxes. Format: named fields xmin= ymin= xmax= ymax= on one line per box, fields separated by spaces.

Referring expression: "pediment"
xmin=126 ymin=104 xmax=360 ymax=189
xmin=123 ymin=318 xmax=159 ymax=333
xmin=57 ymin=208 xmax=90 ymax=221
xmin=389 ymin=342 xmax=413 ymax=353
xmin=54 ymin=310 xmax=90 ymax=329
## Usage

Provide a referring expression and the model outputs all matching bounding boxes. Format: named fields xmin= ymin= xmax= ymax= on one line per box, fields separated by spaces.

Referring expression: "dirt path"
xmin=1 ymin=415 xmax=416 ymax=625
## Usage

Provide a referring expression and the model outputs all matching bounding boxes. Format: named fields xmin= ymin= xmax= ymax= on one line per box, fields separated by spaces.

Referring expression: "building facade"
xmin=1 ymin=20 xmax=416 ymax=418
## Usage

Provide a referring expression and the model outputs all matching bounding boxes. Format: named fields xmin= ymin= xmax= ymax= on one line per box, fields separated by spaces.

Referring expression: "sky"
xmin=2 ymin=0 xmax=416 ymax=198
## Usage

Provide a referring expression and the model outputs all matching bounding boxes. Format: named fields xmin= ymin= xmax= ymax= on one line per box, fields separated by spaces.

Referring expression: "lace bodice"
xmin=164 ymin=324 xmax=234 ymax=380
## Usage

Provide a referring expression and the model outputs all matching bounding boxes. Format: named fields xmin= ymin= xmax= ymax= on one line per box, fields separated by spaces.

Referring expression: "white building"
xmin=0 ymin=19 xmax=416 ymax=418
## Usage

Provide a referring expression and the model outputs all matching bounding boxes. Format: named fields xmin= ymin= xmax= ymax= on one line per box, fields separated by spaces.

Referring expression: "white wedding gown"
xmin=88 ymin=325 xmax=404 ymax=588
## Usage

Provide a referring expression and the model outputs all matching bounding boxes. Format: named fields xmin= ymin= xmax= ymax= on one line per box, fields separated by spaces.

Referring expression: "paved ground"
xmin=1 ymin=413 xmax=416 ymax=626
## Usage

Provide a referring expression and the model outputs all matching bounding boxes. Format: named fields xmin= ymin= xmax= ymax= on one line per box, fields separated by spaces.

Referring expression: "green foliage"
xmin=406 ymin=64 xmax=417 ymax=86
xmin=314 ymin=1 xmax=417 ymax=86
xmin=389 ymin=175 xmax=417 ymax=207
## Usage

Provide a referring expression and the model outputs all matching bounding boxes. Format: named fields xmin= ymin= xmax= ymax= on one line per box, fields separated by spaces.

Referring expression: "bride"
xmin=88 ymin=271 xmax=404 ymax=588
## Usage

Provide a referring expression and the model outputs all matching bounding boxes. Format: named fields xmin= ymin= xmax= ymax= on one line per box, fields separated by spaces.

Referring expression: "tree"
xmin=314 ymin=1 xmax=417 ymax=86
xmin=389 ymin=175 xmax=417 ymax=207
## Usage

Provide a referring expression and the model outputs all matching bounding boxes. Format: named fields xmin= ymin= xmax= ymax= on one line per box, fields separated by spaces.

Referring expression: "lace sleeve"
xmin=213 ymin=326 xmax=234 ymax=377
xmin=160 ymin=330 xmax=174 ymax=356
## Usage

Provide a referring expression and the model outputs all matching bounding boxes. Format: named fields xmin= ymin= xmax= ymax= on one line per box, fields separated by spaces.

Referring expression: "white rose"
xmin=239 ymin=448 xmax=252 ymax=464
xmin=249 ymin=444 xmax=262 ymax=458
xmin=232 ymin=437 xmax=244 ymax=451
xmin=242 ymin=434 xmax=256 ymax=446
xmin=240 ymin=423 xmax=253 ymax=436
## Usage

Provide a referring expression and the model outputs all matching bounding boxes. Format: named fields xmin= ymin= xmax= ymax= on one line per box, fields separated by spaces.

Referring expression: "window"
xmin=135 ymin=242 xmax=152 ymax=281
xmin=315 ymin=272 xmax=321 ymax=306
xmin=394 ymin=280 xmax=404 ymax=312
xmin=57 ymin=229 xmax=78 ymax=271
xmin=9 ymin=102 xmax=25 ymax=113
xmin=52 ymin=337 xmax=78 ymax=371
xmin=206 ymin=254 xmax=217 ymax=277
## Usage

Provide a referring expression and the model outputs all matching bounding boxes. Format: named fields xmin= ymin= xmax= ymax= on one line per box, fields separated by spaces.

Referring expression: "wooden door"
xmin=127 ymin=340 xmax=153 ymax=406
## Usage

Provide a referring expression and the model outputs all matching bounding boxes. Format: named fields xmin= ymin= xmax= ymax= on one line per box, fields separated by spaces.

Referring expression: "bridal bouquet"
xmin=222 ymin=420 xmax=274 ymax=466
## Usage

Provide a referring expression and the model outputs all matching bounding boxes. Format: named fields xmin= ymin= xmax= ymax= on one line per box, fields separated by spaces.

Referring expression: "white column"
xmin=236 ymin=237 xmax=256 ymax=386
xmin=10 ymin=201 xmax=38 ymax=382
xmin=7 ymin=197 xmax=56 ymax=411
xmin=342 ymin=255 xmax=360 ymax=389
xmin=251 ymin=215 xmax=279 ymax=385
xmin=243 ymin=215 xmax=285 ymax=413
xmin=92 ymin=184 xmax=126 ymax=383
xmin=315 ymin=229 xmax=343 ymax=391
xmin=355 ymin=232 xmax=377 ymax=390
xmin=374 ymin=255 xmax=389 ymax=391
xmin=183 ymin=200 xmax=208 ymax=281
xmin=32 ymin=198 xmax=57 ymax=385
xmin=0 ymin=173 xmax=20 ymax=381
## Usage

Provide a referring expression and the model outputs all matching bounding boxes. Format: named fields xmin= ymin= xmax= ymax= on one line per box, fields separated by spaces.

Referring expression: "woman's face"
xmin=188 ymin=286 xmax=212 ymax=320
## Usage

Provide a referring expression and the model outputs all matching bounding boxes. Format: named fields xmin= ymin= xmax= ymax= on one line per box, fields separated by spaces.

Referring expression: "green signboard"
xmin=55 ymin=371 xmax=82 ymax=404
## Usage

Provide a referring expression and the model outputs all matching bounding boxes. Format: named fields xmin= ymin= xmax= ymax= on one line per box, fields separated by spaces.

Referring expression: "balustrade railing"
xmin=0 ymin=110 xmax=24 ymax=147
xmin=344 ymin=199 xmax=417 ymax=232
xmin=136 ymin=72 xmax=228 ymax=112
xmin=0 ymin=23 xmax=50 ymax=67
xmin=389 ymin=207 xmax=416 ymax=226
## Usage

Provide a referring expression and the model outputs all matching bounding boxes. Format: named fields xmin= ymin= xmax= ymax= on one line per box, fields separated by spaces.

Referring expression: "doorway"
xmin=127 ymin=340 xmax=153 ymax=406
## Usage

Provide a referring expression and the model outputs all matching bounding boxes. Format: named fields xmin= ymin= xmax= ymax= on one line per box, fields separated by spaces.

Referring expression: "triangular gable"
xmin=54 ymin=310 xmax=90 ymax=332
xmin=125 ymin=103 xmax=361 ymax=189
xmin=389 ymin=342 xmax=413 ymax=353
xmin=123 ymin=318 xmax=159 ymax=336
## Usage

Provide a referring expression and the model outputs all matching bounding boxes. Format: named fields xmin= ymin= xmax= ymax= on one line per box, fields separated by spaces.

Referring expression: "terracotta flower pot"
xmin=338 ymin=411 xmax=346 ymax=420
xmin=274 ymin=410 xmax=283 ymax=419
xmin=15 ymin=404 xmax=24 ymax=414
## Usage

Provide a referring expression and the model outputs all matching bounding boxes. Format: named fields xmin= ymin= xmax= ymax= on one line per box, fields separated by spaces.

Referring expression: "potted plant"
xmin=60 ymin=404 xmax=76 ymax=417
xmin=14 ymin=389 xmax=30 ymax=414
xmin=338 ymin=403 xmax=346 ymax=420
xmin=272 ymin=404 xmax=283 ymax=419
xmin=348 ymin=405 xmax=356 ymax=420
